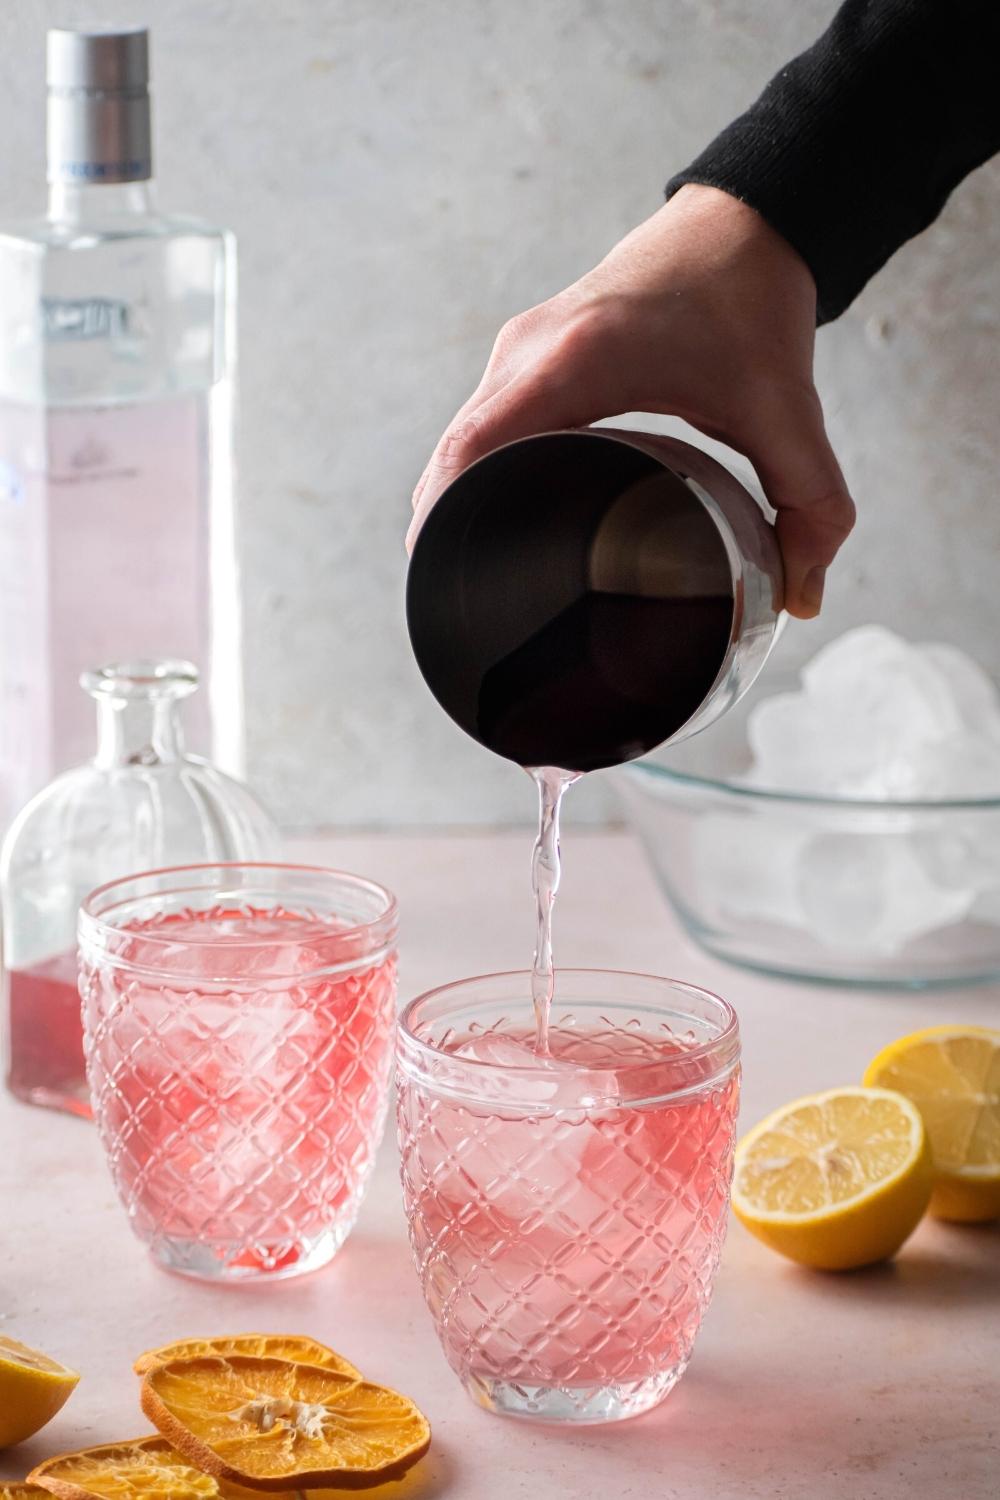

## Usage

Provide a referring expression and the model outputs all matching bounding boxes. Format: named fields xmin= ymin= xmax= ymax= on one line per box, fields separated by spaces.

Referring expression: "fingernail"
xmin=802 ymin=565 xmax=827 ymax=612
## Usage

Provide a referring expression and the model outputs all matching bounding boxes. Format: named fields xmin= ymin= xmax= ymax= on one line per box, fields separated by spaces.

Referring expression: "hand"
xmin=408 ymin=184 xmax=855 ymax=618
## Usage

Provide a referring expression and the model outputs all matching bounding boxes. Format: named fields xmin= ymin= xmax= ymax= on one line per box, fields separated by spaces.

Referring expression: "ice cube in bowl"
xmin=617 ymin=629 xmax=1000 ymax=987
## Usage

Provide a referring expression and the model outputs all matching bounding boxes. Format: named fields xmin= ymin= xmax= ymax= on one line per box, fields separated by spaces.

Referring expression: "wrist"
xmin=669 ymin=184 xmax=813 ymax=282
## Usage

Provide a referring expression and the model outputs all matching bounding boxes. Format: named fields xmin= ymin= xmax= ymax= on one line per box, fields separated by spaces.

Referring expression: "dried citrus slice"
xmin=133 ymin=1336 xmax=360 ymax=1381
xmin=215 ymin=1486 xmax=419 ymax=1500
xmin=141 ymin=1355 xmax=431 ymax=1492
xmin=863 ymin=1025 xmax=1000 ymax=1222
xmin=215 ymin=1487 xmax=335 ymax=1500
xmin=733 ymin=1086 xmax=933 ymax=1269
xmin=0 ymin=1336 xmax=80 ymax=1449
xmin=28 ymin=1436 xmax=220 ymax=1498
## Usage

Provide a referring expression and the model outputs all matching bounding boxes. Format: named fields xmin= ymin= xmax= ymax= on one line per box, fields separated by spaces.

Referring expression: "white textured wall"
xmin=3 ymin=1 xmax=999 ymax=828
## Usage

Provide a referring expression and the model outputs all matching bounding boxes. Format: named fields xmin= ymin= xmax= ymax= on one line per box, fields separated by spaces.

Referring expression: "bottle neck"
xmin=47 ymin=177 xmax=157 ymax=225
xmin=94 ymin=694 xmax=184 ymax=770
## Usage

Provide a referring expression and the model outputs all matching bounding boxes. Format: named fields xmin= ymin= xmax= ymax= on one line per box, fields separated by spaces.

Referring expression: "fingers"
xmin=741 ymin=391 xmax=855 ymax=619
xmin=406 ymin=373 xmax=607 ymax=552
xmin=407 ymin=406 xmax=494 ymax=548
xmin=408 ymin=314 xmax=533 ymax=543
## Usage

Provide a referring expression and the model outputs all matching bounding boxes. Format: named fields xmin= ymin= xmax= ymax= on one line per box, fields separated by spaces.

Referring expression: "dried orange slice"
xmin=141 ymin=1356 xmax=431 ymax=1492
xmin=133 ymin=1336 xmax=360 ymax=1381
xmin=216 ymin=1486 xmax=427 ymax=1500
xmin=28 ymin=1435 xmax=220 ymax=1498
xmin=215 ymin=1487 xmax=333 ymax=1500
xmin=23 ymin=1435 xmax=336 ymax=1500
xmin=217 ymin=1476 xmax=438 ymax=1500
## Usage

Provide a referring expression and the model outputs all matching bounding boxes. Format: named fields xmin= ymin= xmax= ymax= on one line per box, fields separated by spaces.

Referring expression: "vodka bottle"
xmin=0 ymin=27 xmax=241 ymax=831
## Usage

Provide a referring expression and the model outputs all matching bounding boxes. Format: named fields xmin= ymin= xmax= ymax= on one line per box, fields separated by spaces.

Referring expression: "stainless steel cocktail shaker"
xmin=407 ymin=427 xmax=784 ymax=772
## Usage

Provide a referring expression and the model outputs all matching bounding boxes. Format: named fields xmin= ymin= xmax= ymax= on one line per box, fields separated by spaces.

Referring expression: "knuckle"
xmin=496 ymin=310 xmax=535 ymax=348
xmin=803 ymin=485 xmax=856 ymax=540
xmin=489 ymin=311 xmax=537 ymax=370
xmin=410 ymin=471 xmax=429 ymax=510
xmin=826 ymin=489 xmax=857 ymax=536
xmin=553 ymin=301 xmax=621 ymax=364
xmin=433 ymin=415 xmax=488 ymax=473
xmin=779 ymin=488 xmax=856 ymax=564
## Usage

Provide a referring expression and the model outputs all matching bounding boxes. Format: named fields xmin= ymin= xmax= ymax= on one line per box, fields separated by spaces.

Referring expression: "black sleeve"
xmin=665 ymin=0 xmax=1000 ymax=323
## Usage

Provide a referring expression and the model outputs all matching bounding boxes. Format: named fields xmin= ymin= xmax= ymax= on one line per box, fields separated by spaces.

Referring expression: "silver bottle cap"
xmin=46 ymin=28 xmax=152 ymax=184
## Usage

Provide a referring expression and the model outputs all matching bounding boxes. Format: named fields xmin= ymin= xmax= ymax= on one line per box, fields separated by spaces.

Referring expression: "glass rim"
xmin=621 ymin=757 xmax=1000 ymax=812
xmin=397 ymin=968 xmax=739 ymax=1107
xmin=78 ymin=861 xmax=398 ymax=978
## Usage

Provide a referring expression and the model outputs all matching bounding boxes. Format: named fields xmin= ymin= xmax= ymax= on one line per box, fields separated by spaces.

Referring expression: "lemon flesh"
xmin=864 ymin=1025 xmax=1000 ymax=1222
xmin=733 ymin=1086 xmax=933 ymax=1270
xmin=0 ymin=1336 xmax=79 ymax=1450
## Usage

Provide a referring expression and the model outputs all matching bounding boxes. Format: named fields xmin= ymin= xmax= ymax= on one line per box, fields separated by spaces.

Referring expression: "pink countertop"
xmin=2 ymin=831 xmax=997 ymax=1498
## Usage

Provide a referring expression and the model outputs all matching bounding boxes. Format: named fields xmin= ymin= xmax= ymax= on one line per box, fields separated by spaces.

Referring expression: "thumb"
xmin=742 ymin=393 xmax=855 ymax=619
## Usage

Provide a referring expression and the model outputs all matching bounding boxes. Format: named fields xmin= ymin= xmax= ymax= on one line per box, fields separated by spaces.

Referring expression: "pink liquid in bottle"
xmin=5 ymin=951 xmax=89 ymax=1117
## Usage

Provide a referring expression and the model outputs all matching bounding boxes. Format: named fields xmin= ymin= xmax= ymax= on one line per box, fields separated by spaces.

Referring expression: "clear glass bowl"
xmin=617 ymin=702 xmax=1000 ymax=988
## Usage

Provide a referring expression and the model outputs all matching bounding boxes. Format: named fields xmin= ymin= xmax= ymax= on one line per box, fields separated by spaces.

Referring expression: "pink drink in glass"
xmin=397 ymin=971 xmax=740 ymax=1424
xmin=79 ymin=865 xmax=397 ymax=1281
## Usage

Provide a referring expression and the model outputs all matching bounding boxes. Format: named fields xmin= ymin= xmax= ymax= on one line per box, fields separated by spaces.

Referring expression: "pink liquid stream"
xmin=529 ymin=765 xmax=579 ymax=1052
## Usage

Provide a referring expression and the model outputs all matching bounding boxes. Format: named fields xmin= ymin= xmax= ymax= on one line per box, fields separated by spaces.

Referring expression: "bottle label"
xmin=41 ymin=297 xmax=131 ymax=341
xmin=0 ymin=396 xmax=209 ymax=829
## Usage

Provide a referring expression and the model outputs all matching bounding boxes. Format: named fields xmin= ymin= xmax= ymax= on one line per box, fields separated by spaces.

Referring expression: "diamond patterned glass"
xmin=397 ymin=970 xmax=739 ymax=1424
xmin=79 ymin=864 xmax=397 ymax=1281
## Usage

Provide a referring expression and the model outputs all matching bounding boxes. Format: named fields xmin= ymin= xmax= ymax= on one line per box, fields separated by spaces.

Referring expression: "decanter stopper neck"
xmin=84 ymin=660 xmax=197 ymax=769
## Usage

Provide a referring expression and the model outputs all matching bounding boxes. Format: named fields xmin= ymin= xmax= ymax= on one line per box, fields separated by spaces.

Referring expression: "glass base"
xmin=148 ymin=1223 xmax=349 ymax=1283
xmin=464 ymin=1364 xmax=687 ymax=1424
xmin=7 ymin=1078 xmax=92 ymax=1120
xmin=678 ymin=909 xmax=1000 ymax=990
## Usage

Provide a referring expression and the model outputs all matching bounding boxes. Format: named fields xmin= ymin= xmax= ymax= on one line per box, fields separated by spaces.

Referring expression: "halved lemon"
xmin=732 ymin=1086 xmax=933 ymax=1270
xmin=141 ymin=1355 xmax=431 ymax=1492
xmin=134 ymin=1336 xmax=360 ymax=1381
xmin=863 ymin=1025 xmax=1000 ymax=1222
xmin=28 ymin=1436 xmax=219 ymax=1498
xmin=0 ymin=1337 xmax=79 ymax=1450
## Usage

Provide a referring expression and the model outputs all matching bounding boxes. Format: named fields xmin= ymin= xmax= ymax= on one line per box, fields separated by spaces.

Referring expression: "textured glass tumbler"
xmin=397 ymin=971 xmax=740 ymax=1424
xmin=79 ymin=864 xmax=397 ymax=1282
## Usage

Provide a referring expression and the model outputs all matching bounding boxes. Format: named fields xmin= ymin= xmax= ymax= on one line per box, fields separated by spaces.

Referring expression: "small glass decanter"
xmin=1 ymin=660 xmax=279 ymax=1117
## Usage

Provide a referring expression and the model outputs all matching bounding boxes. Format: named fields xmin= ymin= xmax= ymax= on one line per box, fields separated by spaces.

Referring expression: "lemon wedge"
xmin=0 ymin=1336 xmax=79 ymax=1450
xmin=863 ymin=1025 xmax=1000 ymax=1222
xmin=732 ymin=1086 xmax=933 ymax=1269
